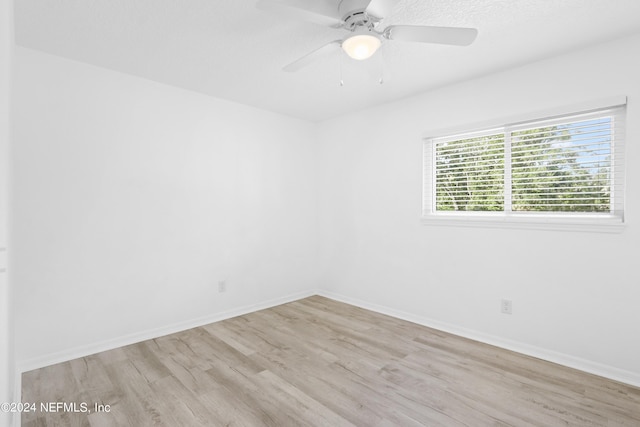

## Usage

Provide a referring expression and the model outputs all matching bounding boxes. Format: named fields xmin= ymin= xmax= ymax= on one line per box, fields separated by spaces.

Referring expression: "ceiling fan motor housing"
xmin=339 ymin=0 xmax=380 ymax=30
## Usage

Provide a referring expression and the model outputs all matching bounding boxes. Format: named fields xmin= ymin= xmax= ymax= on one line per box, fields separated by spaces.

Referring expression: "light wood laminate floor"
xmin=22 ymin=296 xmax=640 ymax=426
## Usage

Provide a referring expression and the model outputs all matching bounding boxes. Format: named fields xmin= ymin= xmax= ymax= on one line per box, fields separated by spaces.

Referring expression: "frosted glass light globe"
xmin=342 ymin=34 xmax=381 ymax=60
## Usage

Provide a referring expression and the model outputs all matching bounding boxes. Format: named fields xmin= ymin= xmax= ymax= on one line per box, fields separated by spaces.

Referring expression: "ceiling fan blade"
xmin=386 ymin=25 xmax=478 ymax=46
xmin=365 ymin=0 xmax=398 ymax=20
xmin=256 ymin=0 xmax=343 ymax=28
xmin=283 ymin=40 xmax=342 ymax=72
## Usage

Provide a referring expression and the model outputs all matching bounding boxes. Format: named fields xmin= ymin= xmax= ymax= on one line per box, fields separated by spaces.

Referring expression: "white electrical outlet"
xmin=218 ymin=280 xmax=227 ymax=293
xmin=501 ymin=299 xmax=512 ymax=315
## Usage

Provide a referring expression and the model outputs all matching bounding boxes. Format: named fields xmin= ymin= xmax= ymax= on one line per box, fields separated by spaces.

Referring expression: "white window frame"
xmin=421 ymin=97 xmax=627 ymax=233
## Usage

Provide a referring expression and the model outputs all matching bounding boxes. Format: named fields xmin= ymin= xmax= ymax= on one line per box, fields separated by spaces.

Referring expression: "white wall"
xmin=317 ymin=34 xmax=640 ymax=384
xmin=13 ymin=47 xmax=319 ymax=365
xmin=1 ymin=0 xmax=14 ymax=425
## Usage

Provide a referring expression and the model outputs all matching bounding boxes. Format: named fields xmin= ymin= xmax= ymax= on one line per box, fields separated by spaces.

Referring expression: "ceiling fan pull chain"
xmin=339 ymin=53 xmax=345 ymax=87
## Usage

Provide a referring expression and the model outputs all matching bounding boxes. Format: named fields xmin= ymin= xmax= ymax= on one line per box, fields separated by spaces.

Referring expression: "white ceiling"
xmin=14 ymin=0 xmax=640 ymax=122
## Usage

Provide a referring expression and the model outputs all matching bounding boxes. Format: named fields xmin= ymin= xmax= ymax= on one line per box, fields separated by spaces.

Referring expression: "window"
xmin=422 ymin=103 xmax=626 ymax=231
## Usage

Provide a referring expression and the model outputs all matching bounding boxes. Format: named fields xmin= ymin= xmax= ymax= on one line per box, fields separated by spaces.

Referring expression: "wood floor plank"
xmin=99 ymin=360 xmax=165 ymax=426
xmin=247 ymin=351 xmax=391 ymax=426
xmin=121 ymin=342 xmax=171 ymax=384
xmin=255 ymin=370 xmax=358 ymax=427
xmin=22 ymin=296 xmax=640 ymax=426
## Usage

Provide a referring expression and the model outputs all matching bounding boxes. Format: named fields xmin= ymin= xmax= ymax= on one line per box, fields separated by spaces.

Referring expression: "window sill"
xmin=421 ymin=213 xmax=625 ymax=233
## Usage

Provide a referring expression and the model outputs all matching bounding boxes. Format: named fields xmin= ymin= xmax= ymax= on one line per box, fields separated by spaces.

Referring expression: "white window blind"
xmin=423 ymin=104 xmax=626 ymax=229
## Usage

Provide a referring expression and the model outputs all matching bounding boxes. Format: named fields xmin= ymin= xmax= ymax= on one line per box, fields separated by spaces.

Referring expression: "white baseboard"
xmin=17 ymin=289 xmax=317 ymax=375
xmin=316 ymin=290 xmax=640 ymax=388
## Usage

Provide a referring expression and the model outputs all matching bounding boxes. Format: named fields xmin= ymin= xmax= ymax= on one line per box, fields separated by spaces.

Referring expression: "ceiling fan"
xmin=256 ymin=0 xmax=478 ymax=72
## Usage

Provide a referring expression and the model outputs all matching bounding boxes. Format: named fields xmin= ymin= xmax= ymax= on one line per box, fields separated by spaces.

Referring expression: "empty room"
xmin=1 ymin=0 xmax=640 ymax=426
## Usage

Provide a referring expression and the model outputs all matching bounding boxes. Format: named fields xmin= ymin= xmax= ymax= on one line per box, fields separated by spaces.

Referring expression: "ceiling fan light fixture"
xmin=342 ymin=34 xmax=381 ymax=60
